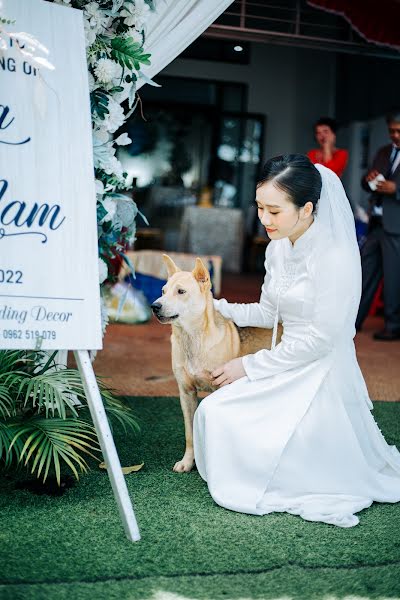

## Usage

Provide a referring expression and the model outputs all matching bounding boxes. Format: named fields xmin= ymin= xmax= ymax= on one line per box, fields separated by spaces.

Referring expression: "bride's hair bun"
xmin=257 ymin=154 xmax=322 ymax=210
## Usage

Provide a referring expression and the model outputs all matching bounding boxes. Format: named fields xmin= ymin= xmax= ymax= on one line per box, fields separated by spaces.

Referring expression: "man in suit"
xmin=356 ymin=110 xmax=400 ymax=340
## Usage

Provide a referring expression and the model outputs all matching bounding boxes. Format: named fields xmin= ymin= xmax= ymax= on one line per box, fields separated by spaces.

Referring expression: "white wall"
xmin=162 ymin=42 xmax=337 ymax=164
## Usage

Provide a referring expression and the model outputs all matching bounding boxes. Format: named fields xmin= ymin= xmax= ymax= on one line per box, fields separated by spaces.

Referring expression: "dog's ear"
xmin=192 ymin=258 xmax=211 ymax=289
xmin=162 ymin=254 xmax=181 ymax=279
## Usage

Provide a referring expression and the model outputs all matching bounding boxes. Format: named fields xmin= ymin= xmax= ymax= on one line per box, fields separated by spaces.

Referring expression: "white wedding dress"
xmin=193 ymin=174 xmax=400 ymax=528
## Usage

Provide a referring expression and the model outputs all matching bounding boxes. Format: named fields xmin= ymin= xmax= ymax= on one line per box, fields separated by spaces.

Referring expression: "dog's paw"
xmin=173 ymin=458 xmax=194 ymax=473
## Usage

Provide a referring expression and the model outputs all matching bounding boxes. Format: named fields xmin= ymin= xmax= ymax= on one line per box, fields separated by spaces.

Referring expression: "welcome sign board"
xmin=0 ymin=0 xmax=102 ymax=350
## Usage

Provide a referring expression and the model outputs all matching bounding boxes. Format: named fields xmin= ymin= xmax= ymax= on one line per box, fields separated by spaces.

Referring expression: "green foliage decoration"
xmin=0 ymin=350 xmax=138 ymax=486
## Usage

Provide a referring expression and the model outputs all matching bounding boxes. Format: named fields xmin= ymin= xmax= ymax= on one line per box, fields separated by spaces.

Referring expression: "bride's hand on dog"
xmin=212 ymin=358 xmax=246 ymax=387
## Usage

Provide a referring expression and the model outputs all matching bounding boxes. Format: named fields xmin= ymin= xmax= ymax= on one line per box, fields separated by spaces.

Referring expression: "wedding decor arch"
xmin=1 ymin=0 xmax=234 ymax=334
xmin=49 ymin=0 xmax=155 ymax=334
xmin=48 ymin=0 xmax=234 ymax=331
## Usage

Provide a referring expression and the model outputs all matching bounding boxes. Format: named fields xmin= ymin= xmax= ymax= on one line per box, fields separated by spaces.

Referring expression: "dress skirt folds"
xmin=193 ymin=218 xmax=400 ymax=527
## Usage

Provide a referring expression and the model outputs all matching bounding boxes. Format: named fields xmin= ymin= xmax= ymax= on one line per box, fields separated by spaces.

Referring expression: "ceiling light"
xmin=233 ymin=45 xmax=243 ymax=52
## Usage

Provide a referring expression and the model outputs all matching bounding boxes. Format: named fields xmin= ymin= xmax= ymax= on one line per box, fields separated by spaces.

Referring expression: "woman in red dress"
xmin=307 ymin=117 xmax=348 ymax=178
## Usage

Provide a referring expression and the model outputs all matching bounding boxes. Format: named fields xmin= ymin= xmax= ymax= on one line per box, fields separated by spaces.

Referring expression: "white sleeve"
xmin=242 ymin=247 xmax=358 ymax=380
xmin=213 ymin=244 xmax=276 ymax=328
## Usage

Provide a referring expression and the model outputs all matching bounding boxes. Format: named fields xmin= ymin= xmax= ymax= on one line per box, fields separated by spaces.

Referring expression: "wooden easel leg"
xmin=74 ymin=350 xmax=141 ymax=542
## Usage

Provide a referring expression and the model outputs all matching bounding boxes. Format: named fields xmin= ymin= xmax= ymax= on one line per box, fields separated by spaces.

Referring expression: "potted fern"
xmin=0 ymin=350 xmax=138 ymax=486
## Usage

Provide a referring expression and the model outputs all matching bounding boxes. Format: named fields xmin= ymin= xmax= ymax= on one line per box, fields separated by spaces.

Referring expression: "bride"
xmin=193 ymin=154 xmax=400 ymax=528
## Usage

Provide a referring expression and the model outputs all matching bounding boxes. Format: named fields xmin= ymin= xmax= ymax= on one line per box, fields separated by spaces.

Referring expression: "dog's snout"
xmin=151 ymin=302 xmax=162 ymax=313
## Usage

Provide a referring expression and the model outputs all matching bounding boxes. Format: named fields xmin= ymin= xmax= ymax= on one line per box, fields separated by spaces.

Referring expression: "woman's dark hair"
xmin=314 ymin=117 xmax=337 ymax=133
xmin=257 ymin=154 xmax=322 ymax=210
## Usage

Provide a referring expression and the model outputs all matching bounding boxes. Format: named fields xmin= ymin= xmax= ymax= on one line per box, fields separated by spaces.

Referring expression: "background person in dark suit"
xmin=356 ymin=110 xmax=400 ymax=340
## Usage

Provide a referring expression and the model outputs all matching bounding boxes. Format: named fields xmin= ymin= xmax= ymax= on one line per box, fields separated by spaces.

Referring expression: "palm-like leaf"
xmin=0 ymin=384 xmax=13 ymax=419
xmin=10 ymin=417 xmax=101 ymax=485
xmin=0 ymin=420 xmax=24 ymax=467
xmin=0 ymin=350 xmax=38 ymax=376
xmin=18 ymin=369 xmax=88 ymax=418
xmin=0 ymin=351 xmax=36 ymax=418
xmin=101 ymin=393 xmax=140 ymax=434
xmin=0 ymin=350 xmax=139 ymax=485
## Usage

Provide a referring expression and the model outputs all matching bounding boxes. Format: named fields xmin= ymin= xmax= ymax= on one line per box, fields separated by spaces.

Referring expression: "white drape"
xmin=137 ymin=0 xmax=235 ymax=89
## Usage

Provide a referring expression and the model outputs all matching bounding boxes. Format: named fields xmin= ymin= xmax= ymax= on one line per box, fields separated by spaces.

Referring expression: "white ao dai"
xmin=193 ymin=217 xmax=400 ymax=527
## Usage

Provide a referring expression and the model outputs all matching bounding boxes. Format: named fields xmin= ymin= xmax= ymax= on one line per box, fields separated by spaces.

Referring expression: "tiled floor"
xmin=94 ymin=274 xmax=400 ymax=401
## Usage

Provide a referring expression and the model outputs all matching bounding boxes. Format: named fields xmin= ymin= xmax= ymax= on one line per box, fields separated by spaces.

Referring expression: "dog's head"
xmin=151 ymin=255 xmax=211 ymax=325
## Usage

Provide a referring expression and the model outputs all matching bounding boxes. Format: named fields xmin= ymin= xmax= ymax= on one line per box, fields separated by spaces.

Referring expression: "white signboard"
xmin=0 ymin=0 xmax=102 ymax=350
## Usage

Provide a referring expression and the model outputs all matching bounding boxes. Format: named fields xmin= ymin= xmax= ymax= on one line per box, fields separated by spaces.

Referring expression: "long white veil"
xmin=314 ymin=163 xmax=362 ymax=302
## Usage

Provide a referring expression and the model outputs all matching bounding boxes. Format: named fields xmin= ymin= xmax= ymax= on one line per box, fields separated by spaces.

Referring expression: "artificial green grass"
xmin=0 ymin=398 xmax=400 ymax=600
xmin=2 ymin=566 xmax=400 ymax=600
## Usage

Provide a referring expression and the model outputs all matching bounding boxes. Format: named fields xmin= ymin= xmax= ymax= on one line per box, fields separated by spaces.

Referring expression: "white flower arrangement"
xmin=0 ymin=0 xmax=153 ymax=333
xmin=75 ymin=0 xmax=153 ymax=290
xmin=98 ymin=257 xmax=109 ymax=284
xmin=94 ymin=57 xmax=121 ymax=83
xmin=121 ymin=0 xmax=150 ymax=29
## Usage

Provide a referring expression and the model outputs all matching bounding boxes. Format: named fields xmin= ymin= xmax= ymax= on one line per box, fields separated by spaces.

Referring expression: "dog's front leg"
xmin=174 ymin=387 xmax=198 ymax=473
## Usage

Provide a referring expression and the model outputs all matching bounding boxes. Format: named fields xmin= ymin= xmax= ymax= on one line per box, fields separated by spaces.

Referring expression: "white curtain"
xmin=137 ymin=0 xmax=235 ymax=89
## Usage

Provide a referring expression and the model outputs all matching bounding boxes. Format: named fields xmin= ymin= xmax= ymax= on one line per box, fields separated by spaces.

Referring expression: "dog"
xmin=151 ymin=254 xmax=282 ymax=473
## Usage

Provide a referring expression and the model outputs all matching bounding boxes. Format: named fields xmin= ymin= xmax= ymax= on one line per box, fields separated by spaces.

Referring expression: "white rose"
xmin=92 ymin=136 xmax=115 ymax=170
xmin=95 ymin=179 xmax=105 ymax=197
xmin=134 ymin=0 xmax=151 ymax=29
xmin=98 ymin=258 xmax=108 ymax=284
xmin=115 ymin=196 xmax=137 ymax=228
xmin=115 ymin=133 xmax=132 ymax=146
xmin=93 ymin=127 xmax=111 ymax=145
xmin=121 ymin=0 xmax=150 ymax=29
xmin=101 ymin=197 xmax=117 ymax=223
xmin=85 ymin=2 xmax=108 ymax=28
xmin=103 ymin=98 xmax=125 ymax=133
xmin=120 ymin=5 xmax=136 ymax=27
xmin=84 ymin=21 xmax=97 ymax=46
xmin=102 ymin=155 xmax=124 ymax=178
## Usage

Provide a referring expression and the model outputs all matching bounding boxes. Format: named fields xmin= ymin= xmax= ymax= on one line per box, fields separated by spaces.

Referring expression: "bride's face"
xmin=255 ymin=180 xmax=313 ymax=241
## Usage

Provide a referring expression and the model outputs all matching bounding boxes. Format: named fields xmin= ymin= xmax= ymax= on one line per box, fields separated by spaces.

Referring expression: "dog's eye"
xmin=177 ymin=289 xmax=186 ymax=295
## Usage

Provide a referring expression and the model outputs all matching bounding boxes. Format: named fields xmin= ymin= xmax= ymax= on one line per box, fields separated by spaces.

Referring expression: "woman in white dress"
xmin=193 ymin=154 xmax=400 ymax=528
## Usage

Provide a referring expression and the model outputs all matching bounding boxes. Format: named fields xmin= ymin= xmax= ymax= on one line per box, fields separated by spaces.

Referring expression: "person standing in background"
xmin=307 ymin=117 xmax=348 ymax=178
xmin=356 ymin=110 xmax=400 ymax=340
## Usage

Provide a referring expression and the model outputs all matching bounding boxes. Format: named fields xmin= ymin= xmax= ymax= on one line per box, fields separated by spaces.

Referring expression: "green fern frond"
xmin=101 ymin=394 xmax=140 ymax=434
xmin=11 ymin=417 xmax=101 ymax=485
xmin=0 ymin=420 xmax=24 ymax=468
xmin=0 ymin=350 xmax=139 ymax=486
xmin=19 ymin=369 xmax=88 ymax=418
xmin=111 ymin=37 xmax=151 ymax=71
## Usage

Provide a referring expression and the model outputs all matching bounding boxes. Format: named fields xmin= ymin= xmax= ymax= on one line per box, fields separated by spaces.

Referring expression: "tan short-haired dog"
xmin=151 ymin=255 xmax=282 ymax=473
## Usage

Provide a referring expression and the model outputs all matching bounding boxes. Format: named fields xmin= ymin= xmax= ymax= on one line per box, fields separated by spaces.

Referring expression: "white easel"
xmin=74 ymin=350 xmax=141 ymax=542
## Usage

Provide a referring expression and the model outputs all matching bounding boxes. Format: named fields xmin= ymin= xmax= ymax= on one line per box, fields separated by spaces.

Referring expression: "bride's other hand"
xmin=212 ymin=358 xmax=246 ymax=387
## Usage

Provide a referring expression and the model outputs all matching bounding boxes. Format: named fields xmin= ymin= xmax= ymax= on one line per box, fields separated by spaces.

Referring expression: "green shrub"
xmin=0 ymin=350 xmax=138 ymax=485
